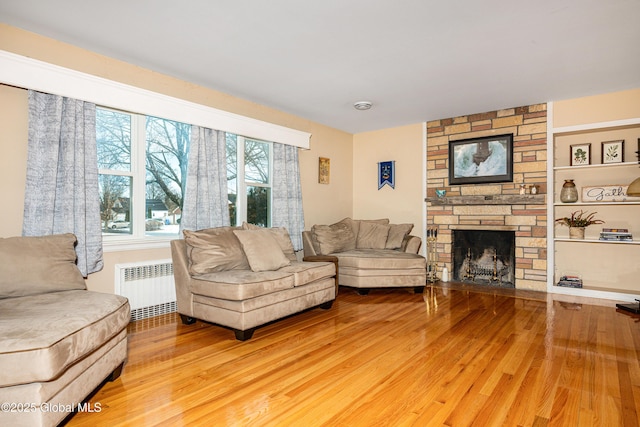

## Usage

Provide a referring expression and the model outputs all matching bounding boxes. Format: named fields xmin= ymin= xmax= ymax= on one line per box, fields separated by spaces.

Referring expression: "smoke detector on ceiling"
xmin=353 ymin=101 xmax=373 ymax=111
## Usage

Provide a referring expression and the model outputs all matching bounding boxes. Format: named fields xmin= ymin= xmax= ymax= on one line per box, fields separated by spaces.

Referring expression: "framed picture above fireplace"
xmin=449 ymin=134 xmax=513 ymax=185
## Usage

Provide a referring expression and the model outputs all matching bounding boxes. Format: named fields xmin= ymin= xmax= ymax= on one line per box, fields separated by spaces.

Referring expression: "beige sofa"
xmin=0 ymin=234 xmax=130 ymax=427
xmin=303 ymin=218 xmax=426 ymax=294
xmin=171 ymin=224 xmax=336 ymax=341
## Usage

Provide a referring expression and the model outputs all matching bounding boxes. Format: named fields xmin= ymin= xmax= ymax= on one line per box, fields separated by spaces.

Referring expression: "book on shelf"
xmin=599 ymin=230 xmax=633 ymax=241
xmin=599 ymin=235 xmax=633 ymax=241
xmin=557 ymin=275 xmax=583 ymax=288
xmin=602 ymin=228 xmax=629 ymax=233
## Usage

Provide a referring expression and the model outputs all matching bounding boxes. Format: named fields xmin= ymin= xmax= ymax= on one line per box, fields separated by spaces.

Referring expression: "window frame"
xmin=99 ymin=114 xmax=275 ymax=250
xmin=232 ymin=136 xmax=273 ymax=227
xmin=98 ymin=108 xmax=187 ymax=250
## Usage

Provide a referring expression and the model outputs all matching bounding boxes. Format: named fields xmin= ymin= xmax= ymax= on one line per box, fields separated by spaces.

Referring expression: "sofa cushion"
xmin=385 ymin=223 xmax=414 ymax=249
xmin=233 ymin=229 xmax=291 ymax=272
xmin=193 ymin=276 xmax=335 ymax=316
xmin=279 ymin=261 xmax=336 ymax=287
xmin=0 ymin=290 xmax=129 ymax=387
xmin=191 ymin=269 xmax=295 ymax=300
xmin=348 ymin=218 xmax=389 ymax=240
xmin=311 ymin=221 xmax=356 ymax=255
xmin=184 ymin=227 xmax=250 ymax=275
xmin=356 ymin=222 xmax=391 ymax=249
xmin=241 ymin=222 xmax=297 ymax=261
xmin=333 ymin=249 xmax=427 ymax=270
xmin=0 ymin=233 xmax=86 ymax=298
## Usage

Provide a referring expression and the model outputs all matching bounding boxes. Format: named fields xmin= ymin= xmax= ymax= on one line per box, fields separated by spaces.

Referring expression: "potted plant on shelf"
xmin=555 ymin=210 xmax=604 ymax=239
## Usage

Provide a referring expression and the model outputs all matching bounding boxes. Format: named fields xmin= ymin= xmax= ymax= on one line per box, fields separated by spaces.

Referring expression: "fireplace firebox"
xmin=452 ymin=229 xmax=515 ymax=287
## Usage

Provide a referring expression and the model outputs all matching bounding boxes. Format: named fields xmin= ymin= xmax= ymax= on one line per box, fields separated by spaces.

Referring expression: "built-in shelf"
xmin=554 ymin=201 xmax=640 ymax=206
xmin=426 ymin=194 xmax=546 ymax=206
xmin=554 ymin=161 xmax=638 ymax=171
xmin=547 ymin=113 xmax=640 ymax=301
xmin=554 ymin=284 xmax=640 ymax=296
xmin=554 ymin=238 xmax=640 ymax=245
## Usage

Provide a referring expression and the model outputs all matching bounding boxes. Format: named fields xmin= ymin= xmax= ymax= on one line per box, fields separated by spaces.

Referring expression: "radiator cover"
xmin=114 ymin=259 xmax=177 ymax=321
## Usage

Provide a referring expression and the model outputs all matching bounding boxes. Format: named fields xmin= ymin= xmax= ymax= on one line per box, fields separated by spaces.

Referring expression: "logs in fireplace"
xmin=452 ymin=229 xmax=515 ymax=287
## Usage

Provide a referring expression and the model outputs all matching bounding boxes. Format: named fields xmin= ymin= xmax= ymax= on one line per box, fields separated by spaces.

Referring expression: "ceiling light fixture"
xmin=353 ymin=101 xmax=373 ymax=111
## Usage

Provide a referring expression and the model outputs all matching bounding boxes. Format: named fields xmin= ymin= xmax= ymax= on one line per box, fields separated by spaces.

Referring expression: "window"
xmin=97 ymin=106 xmax=272 ymax=244
xmin=227 ymin=135 xmax=272 ymax=227
xmin=97 ymin=107 xmax=189 ymax=239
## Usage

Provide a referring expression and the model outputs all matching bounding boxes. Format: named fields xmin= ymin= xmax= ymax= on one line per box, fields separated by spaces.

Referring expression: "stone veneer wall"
xmin=426 ymin=104 xmax=548 ymax=291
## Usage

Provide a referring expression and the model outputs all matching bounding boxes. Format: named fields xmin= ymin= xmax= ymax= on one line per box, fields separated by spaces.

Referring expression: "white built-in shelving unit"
xmin=547 ymin=105 xmax=640 ymax=301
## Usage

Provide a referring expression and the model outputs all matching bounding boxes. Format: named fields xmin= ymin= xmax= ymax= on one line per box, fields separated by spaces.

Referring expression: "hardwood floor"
xmin=68 ymin=284 xmax=640 ymax=426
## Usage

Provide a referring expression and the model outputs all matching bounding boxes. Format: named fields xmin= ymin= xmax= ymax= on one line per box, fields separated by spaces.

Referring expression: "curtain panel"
xmin=181 ymin=125 xmax=230 ymax=232
xmin=272 ymin=143 xmax=305 ymax=251
xmin=23 ymin=90 xmax=103 ymax=276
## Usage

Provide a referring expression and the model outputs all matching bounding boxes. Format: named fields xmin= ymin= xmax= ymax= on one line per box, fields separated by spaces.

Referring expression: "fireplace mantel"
xmin=450 ymin=225 xmax=518 ymax=231
xmin=425 ymin=194 xmax=545 ymax=206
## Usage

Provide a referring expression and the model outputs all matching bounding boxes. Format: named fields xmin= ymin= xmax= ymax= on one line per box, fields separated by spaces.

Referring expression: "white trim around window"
xmin=0 ymin=50 xmax=311 ymax=149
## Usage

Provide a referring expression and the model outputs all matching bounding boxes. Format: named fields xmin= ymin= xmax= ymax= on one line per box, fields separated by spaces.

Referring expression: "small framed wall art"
xmin=601 ymin=139 xmax=624 ymax=164
xmin=378 ymin=160 xmax=395 ymax=189
xmin=318 ymin=157 xmax=330 ymax=184
xmin=570 ymin=143 xmax=591 ymax=166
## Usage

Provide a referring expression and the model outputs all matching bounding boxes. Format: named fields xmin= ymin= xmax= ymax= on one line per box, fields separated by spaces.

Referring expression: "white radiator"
xmin=114 ymin=259 xmax=176 ymax=321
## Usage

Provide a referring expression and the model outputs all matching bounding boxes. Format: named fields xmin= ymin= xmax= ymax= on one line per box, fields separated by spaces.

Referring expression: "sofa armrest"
xmin=302 ymin=231 xmax=318 ymax=256
xmin=170 ymin=239 xmax=196 ymax=317
xmin=303 ymin=255 xmax=339 ymax=296
xmin=402 ymin=235 xmax=422 ymax=254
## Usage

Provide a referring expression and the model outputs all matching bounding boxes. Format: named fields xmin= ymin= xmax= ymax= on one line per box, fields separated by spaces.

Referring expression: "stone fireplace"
xmin=425 ymin=104 xmax=548 ymax=291
xmin=452 ymin=228 xmax=516 ymax=287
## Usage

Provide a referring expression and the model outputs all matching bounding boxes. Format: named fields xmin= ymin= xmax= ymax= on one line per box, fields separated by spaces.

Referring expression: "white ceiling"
xmin=1 ymin=0 xmax=639 ymax=134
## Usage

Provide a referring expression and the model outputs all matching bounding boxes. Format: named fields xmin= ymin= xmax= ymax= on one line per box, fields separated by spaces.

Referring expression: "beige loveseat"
xmin=171 ymin=224 xmax=336 ymax=341
xmin=0 ymin=234 xmax=130 ymax=427
xmin=303 ymin=218 xmax=426 ymax=294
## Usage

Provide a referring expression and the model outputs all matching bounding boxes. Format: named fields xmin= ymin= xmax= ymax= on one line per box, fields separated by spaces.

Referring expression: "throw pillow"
xmin=241 ymin=222 xmax=297 ymax=261
xmin=183 ymin=228 xmax=250 ymax=275
xmin=356 ymin=222 xmax=391 ymax=249
xmin=385 ymin=223 xmax=414 ymax=249
xmin=0 ymin=233 xmax=86 ymax=298
xmin=350 ymin=218 xmax=390 ymax=239
xmin=311 ymin=222 xmax=356 ymax=255
xmin=233 ymin=230 xmax=291 ymax=272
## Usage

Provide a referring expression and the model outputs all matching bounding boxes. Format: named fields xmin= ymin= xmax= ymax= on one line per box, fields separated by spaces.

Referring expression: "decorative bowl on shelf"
xmin=435 ymin=189 xmax=446 ymax=198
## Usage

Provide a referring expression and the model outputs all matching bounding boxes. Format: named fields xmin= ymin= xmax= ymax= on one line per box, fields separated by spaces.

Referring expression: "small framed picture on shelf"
xmin=601 ymin=139 xmax=624 ymax=164
xmin=570 ymin=143 xmax=591 ymax=166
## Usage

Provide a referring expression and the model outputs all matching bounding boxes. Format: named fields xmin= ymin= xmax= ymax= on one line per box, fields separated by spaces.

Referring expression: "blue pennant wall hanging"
xmin=378 ymin=161 xmax=395 ymax=189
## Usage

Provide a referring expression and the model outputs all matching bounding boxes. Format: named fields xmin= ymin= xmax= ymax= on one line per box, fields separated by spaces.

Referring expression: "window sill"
xmin=102 ymin=236 xmax=178 ymax=252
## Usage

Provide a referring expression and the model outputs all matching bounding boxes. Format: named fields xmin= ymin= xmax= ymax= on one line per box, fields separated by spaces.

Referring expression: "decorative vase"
xmin=569 ymin=226 xmax=585 ymax=239
xmin=560 ymin=179 xmax=579 ymax=203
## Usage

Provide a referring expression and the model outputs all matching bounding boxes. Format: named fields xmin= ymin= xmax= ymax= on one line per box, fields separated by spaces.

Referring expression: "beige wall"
xmin=0 ymin=24 xmax=353 ymax=293
xmin=0 ymin=84 xmax=28 ymax=238
xmin=553 ymin=88 xmax=640 ymax=127
xmin=352 ymin=123 xmax=424 ymax=242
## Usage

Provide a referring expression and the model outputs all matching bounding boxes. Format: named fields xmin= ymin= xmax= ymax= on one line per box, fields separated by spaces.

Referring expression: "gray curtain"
xmin=272 ymin=143 xmax=305 ymax=250
xmin=23 ymin=90 xmax=103 ymax=276
xmin=181 ymin=125 xmax=230 ymax=231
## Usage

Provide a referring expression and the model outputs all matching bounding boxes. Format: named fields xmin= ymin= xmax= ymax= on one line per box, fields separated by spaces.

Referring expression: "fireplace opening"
xmin=452 ymin=230 xmax=515 ymax=287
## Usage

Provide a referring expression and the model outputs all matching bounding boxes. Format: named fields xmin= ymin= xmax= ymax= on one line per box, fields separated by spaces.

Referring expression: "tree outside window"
xmin=97 ymin=108 xmax=190 ymax=236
